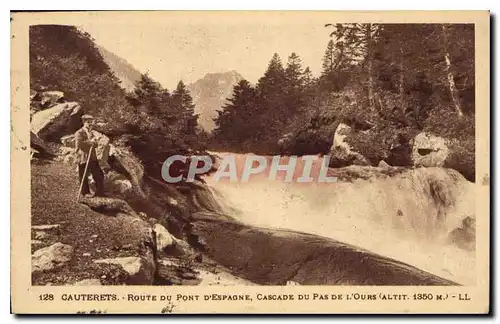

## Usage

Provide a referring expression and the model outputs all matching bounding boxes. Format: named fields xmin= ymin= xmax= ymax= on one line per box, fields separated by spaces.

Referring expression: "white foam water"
xmin=204 ymin=153 xmax=476 ymax=285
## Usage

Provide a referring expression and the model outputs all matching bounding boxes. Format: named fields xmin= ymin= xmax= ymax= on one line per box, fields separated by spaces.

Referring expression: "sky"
xmin=80 ymin=19 xmax=331 ymax=90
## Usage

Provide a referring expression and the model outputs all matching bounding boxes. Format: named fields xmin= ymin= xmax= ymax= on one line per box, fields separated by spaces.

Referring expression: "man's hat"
xmin=82 ymin=114 xmax=94 ymax=121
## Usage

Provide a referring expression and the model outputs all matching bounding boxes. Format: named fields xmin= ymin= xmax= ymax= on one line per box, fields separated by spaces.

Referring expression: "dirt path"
xmin=31 ymin=160 xmax=150 ymax=285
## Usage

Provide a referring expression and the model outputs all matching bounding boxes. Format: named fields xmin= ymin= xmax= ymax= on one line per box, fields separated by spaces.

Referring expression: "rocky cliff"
xmin=188 ymin=71 xmax=244 ymax=131
xmin=96 ymin=45 xmax=142 ymax=91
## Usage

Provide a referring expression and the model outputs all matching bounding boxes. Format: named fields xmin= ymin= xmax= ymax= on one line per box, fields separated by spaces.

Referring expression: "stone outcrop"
xmin=31 ymin=102 xmax=83 ymax=141
xmin=108 ymin=146 xmax=146 ymax=199
xmin=72 ymin=279 xmax=102 ymax=286
xmin=278 ymin=129 xmax=334 ymax=156
xmin=39 ymin=91 xmax=65 ymax=108
xmin=412 ymin=132 xmax=450 ymax=167
xmin=93 ymin=256 xmax=155 ymax=285
xmin=30 ymin=131 xmax=54 ymax=157
xmin=32 ymin=242 xmax=74 ymax=272
xmin=103 ymin=171 xmax=133 ymax=195
xmin=32 ymin=224 xmax=60 ymax=231
xmin=329 ymin=123 xmax=369 ymax=167
xmin=378 ymin=160 xmax=390 ymax=169
xmin=189 ymin=211 xmax=456 ymax=286
xmin=80 ymin=197 xmax=138 ymax=217
xmin=30 ymin=90 xmax=65 ymax=116
xmin=153 ymin=223 xmax=175 ymax=252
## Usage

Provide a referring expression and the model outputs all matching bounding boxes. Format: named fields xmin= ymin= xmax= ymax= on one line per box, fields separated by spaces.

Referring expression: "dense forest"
xmin=212 ymin=23 xmax=475 ymax=180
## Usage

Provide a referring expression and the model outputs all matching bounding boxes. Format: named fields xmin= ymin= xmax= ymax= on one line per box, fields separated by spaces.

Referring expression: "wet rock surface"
xmin=189 ymin=211 xmax=456 ymax=286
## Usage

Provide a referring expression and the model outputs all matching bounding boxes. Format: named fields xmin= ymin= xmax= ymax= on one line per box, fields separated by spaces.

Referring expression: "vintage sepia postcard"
xmin=11 ymin=11 xmax=490 ymax=314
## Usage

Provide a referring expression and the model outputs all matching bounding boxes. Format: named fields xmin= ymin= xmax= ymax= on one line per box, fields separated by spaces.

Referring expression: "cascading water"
xmin=198 ymin=153 xmax=475 ymax=285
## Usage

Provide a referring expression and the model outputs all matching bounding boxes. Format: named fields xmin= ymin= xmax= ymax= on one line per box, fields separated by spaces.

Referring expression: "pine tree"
xmin=319 ymin=37 xmax=352 ymax=92
xmin=283 ymin=52 xmax=310 ymax=117
xmin=321 ymin=40 xmax=336 ymax=75
xmin=172 ymin=80 xmax=199 ymax=136
xmin=285 ymin=52 xmax=304 ymax=89
xmin=213 ymin=79 xmax=257 ymax=147
xmin=130 ymin=73 xmax=166 ymax=115
xmin=256 ymin=53 xmax=286 ymax=98
xmin=302 ymin=67 xmax=314 ymax=86
xmin=326 ymin=23 xmax=380 ymax=107
xmin=254 ymin=53 xmax=288 ymax=145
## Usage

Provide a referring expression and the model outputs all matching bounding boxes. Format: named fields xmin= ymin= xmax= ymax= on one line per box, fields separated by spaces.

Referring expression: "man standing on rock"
xmin=75 ymin=114 xmax=105 ymax=197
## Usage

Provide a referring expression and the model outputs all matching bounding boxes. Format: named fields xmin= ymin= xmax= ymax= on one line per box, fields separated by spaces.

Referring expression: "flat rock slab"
xmin=80 ymin=197 xmax=138 ymax=217
xmin=72 ymin=279 xmax=102 ymax=286
xmin=32 ymin=242 xmax=74 ymax=272
xmin=34 ymin=231 xmax=49 ymax=240
xmin=190 ymin=211 xmax=456 ymax=286
xmin=31 ymin=102 xmax=82 ymax=141
xmin=93 ymin=256 xmax=154 ymax=285
xmin=32 ymin=224 xmax=60 ymax=230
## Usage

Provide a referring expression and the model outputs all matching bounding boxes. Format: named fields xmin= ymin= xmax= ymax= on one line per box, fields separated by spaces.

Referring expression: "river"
xmin=200 ymin=152 xmax=476 ymax=285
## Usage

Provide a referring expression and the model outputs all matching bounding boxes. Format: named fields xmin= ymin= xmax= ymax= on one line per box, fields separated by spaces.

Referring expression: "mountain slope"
xmin=188 ymin=71 xmax=244 ymax=131
xmin=97 ymin=45 xmax=142 ymax=91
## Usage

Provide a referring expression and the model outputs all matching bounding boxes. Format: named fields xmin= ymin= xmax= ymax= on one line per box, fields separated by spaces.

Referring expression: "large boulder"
xmin=412 ymin=132 xmax=450 ymax=167
xmin=93 ymin=256 xmax=155 ymax=285
xmin=153 ymin=223 xmax=175 ymax=252
xmin=90 ymin=214 xmax=155 ymax=285
xmin=32 ymin=242 xmax=74 ymax=272
xmin=329 ymin=123 xmax=369 ymax=167
xmin=105 ymin=171 xmax=133 ymax=195
xmin=31 ymin=102 xmax=83 ymax=141
xmin=88 ymin=171 xmax=133 ymax=197
xmin=80 ymin=197 xmax=138 ymax=217
xmin=332 ymin=123 xmax=350 ymax=149
xmin=40 ymin=91 xmax=65 ymax=108
xmin=278 ymin=127 xmax=334 ymax=156
xmin=30 ymin=131 xmax=54 ymax=156
xmin=30 ymin=90 xmax=64 ymax=116
xmin=442 ymin=138 xmax=475 ymax=182
xmin=108 ymin=147 xmax=147 ymax=200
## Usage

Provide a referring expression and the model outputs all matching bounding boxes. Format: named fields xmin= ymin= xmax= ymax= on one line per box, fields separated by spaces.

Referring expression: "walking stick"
xmin=77 ymin=143 xmax=94 ymax=202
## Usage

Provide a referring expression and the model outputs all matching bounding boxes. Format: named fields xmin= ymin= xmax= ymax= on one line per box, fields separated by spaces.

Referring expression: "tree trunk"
xmin=399 ymin=45 xmax=405 ymax=114
xmin=366 ymin=24 xmax=375 ymax=110
xmin=441 ymin=25 xmax=464 ymax=118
